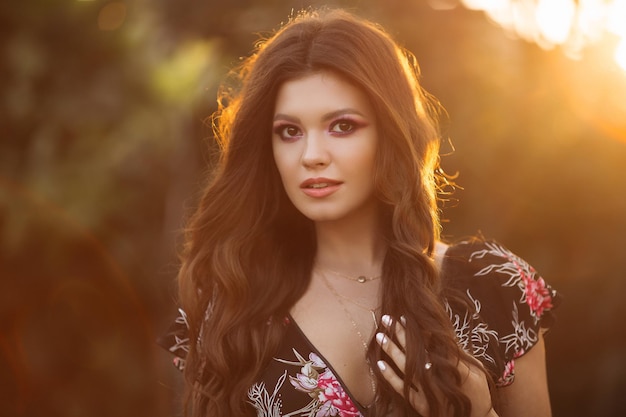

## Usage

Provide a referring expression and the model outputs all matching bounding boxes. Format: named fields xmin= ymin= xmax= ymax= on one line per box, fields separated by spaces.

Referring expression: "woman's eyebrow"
xmin=273 ymin=108 xmax=366 ymax=123
xmin=321 ymin=108 xmax=366 ymax=122
xmin=273 ymin=113 xmax=300 ymax=123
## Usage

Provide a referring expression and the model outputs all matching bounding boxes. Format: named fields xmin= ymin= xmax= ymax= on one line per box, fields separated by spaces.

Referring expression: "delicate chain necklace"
xmin=319 ymin=270 xmax=378 ymax=397
xmin=329 ymin=287 xmax=379 ymax=329
xmin=322 ymin=268 xmax=381 ymax=284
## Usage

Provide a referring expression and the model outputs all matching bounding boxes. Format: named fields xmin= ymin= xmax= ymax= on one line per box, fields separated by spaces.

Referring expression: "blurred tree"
xmin=0 ymin=0 xmax=215 ymax=415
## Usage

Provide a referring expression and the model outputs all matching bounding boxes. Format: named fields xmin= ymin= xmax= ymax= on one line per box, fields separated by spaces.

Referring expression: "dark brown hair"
xmin=178 ymin=8 xmax=476 ymax=417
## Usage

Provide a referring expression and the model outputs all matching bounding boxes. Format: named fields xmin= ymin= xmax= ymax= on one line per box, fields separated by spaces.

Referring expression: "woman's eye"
xmin=285 ymin=126 xmax=300 ymax=137
xmin=274 ymin=124 xmax=302 ymax=140
xmin=330 ymin=120 xmax=355 ymax=134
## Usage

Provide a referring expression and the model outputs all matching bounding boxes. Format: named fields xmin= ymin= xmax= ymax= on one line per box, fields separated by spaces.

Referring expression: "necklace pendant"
xmin=357 ymin=276 xmax=367 ymax=283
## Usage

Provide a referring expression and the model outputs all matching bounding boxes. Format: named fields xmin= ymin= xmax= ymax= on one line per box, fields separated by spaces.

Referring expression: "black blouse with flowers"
xmin=158 ymin=240 xmax=560 ymax=417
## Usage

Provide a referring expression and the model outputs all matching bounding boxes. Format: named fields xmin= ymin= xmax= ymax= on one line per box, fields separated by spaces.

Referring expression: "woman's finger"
xmin=376 ymin=331 xmax=406 ymax=372
xmin=377 ymin=360 xmax=429 ymax=416
xmin=376 ymin=359 xmax=405 ymax=393
xmin=381 ymin=314 xmax=406 ymax=349
xmin=381 ymin=314 xmax=433 ymax=371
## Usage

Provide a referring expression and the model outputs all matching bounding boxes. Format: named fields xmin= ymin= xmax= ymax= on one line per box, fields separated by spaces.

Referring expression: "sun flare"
xmin=461 ymin=0 xmax=626 ymax=72
xmin=616 ymin=39 xmax=626 ymax=71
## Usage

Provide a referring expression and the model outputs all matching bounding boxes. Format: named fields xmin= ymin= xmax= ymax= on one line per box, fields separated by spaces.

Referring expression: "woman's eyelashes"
xmin=329 ymin=118 xmax=365 ymax=136
xmin=273 ymin=124 xmax=302 ymax=141
xmin=273 ymin=117 xmax=367 ymax=141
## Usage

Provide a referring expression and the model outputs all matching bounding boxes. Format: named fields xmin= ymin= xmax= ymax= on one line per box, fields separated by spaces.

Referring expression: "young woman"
xmin=159 ymin=8 xmax=559 ymax=417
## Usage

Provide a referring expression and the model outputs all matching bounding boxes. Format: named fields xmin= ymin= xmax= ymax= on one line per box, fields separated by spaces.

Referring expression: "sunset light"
xmin=616 ymin=39 xmax=626 ymax=71
xmin=460 ymin=0 xmax=626 ymax=72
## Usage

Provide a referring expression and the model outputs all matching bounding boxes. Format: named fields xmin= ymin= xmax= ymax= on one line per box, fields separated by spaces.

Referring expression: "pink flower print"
xmin=498 ymin=349 xmax=526 ymax=387
xmin=316 ymin=370 xmax=361 ymax=417
xmin=498 ymin=359 xmax=516 ymax=386
xmin=522 ymin=274 xmax=554 ymax=318
xmin=509 ymin=257 xmax=552 ymax=316
xmin=172 ymin=357 xmax=185 ymax=371
xmin=290 ymin=362 xmax=320 ymax=394
xmin=281 ymin=350 xmax=363 ymax=417
xmin=309 ymin=352 xmax=326 ymax=368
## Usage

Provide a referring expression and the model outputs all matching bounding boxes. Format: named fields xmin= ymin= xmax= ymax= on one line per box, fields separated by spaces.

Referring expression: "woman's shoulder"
xmin=439 ymin=238 xmax=546 ymax=288
xmin=439 ymin=238 xmax=559 ymax=322
xmin=437 ymin=238 xmax=560 ymax=386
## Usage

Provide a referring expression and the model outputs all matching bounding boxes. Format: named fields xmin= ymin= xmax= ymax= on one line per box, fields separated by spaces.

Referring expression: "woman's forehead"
xmin=273 ymin=71 xmax=373 ymax=118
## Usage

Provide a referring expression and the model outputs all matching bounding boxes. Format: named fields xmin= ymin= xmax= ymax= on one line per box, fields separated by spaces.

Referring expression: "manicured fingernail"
xmin=381 ymin=314 xmax=392 ymax=327
xmin=376 ymin=332 xmax=387 ymax=345
xmin=377 ymin=360 xmax=387 ymax=371
xmin=400 ymin=315 xmax=406 ymax=326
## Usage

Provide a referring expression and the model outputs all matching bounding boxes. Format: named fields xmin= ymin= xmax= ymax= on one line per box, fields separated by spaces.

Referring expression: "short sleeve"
xmin=441 ymin=240 xmax=561 ymax=387
xmin=156 ymin=308 xmax=190 ymax=371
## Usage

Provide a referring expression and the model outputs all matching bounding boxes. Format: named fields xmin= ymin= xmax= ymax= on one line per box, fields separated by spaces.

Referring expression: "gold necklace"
xmin=322 ymin=268 xmax=381 ymax=284
xmin=328 ymin=287 xmax=379 ymax=328
xmin=319 ymin=271 xmax=378 ymax=397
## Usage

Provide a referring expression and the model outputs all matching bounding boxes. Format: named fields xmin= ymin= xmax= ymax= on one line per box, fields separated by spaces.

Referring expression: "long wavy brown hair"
xmin=178 ymin=8 xmax=481 ymax=417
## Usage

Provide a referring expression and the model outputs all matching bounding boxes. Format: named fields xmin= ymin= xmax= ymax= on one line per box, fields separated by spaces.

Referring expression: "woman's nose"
xmin=301 ymin=133 xmax=330 ymax=168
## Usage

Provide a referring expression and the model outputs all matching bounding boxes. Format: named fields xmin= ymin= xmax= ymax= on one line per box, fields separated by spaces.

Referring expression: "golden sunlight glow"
xmin=536 ymin=0 xmax=575 ymax=45
xmin=460 ymin=0 xmax=626 ymax=72
xmin=616 ymin=39 xmax=626 ymax=71
xmin=607 ymin=0 xmax=626 ymax=36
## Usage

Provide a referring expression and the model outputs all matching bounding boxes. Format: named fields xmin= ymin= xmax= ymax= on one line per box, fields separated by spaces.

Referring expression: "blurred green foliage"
xmin=1 ymin=1 xmax=625 ymax=416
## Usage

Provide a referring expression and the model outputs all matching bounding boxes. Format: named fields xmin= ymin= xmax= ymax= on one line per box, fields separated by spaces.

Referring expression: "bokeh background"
xmin=2 ymin=1 xmax=625 ymax=416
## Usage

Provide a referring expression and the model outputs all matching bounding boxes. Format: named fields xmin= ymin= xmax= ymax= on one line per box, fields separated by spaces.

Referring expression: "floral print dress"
xmin=158 ymin=240 xmax=560 ymax=417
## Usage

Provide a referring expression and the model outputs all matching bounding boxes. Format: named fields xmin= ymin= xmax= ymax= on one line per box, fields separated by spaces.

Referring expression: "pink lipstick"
xmin=300 ymin=178 xmax=342 ymax=198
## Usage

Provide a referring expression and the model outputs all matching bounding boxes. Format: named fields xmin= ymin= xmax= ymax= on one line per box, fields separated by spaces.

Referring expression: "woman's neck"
xmin=313 ymin=210 xmax=386 ymax=275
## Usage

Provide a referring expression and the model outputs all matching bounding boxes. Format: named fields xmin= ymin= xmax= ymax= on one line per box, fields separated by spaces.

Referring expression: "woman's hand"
xmin=376 ymin=315 xmax=498 ymax=417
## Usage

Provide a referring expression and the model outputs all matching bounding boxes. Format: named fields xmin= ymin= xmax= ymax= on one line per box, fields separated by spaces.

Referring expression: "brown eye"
xmin=330 ymin=120 xmax=355 ymax=134
xmin=273 ymin=124 xmax=302 ymax=141
xmin=285 ymin=126 xmax=300 ymax=137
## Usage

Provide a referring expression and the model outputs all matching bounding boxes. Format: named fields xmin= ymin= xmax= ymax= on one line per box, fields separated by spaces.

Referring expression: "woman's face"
xmin=272 ymin=71 xmax=378 ymax=224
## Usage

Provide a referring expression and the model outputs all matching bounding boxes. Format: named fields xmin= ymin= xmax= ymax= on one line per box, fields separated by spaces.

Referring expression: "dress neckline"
xmin=286 ymin=313 xmax=372 ymax=414
xmin=283 ymin=243 xmax=452 ymax=413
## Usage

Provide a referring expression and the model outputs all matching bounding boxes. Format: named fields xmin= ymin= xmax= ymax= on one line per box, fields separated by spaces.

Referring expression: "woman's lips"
xmin=300 ymin=178 xmax=342 ymax=198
